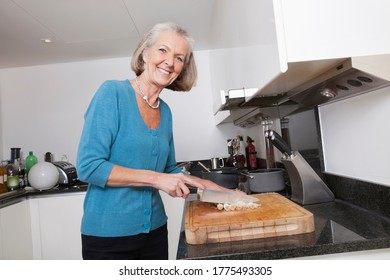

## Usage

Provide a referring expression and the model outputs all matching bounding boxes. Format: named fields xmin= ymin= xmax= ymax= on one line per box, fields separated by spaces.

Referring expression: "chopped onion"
xmin=216 ymin=201 xmax=261 ymax=211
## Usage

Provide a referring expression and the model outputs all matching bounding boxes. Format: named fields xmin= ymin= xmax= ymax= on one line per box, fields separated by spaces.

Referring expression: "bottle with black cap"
xmin=45 ymin=152 xmax=53 ymax=162
xmin=10 ymin=147 xmax=21 ymax=162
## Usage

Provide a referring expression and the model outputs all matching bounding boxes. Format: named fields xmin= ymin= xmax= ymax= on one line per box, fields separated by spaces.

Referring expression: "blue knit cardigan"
xmin=77 ymin=80 xmax=181 ymax=237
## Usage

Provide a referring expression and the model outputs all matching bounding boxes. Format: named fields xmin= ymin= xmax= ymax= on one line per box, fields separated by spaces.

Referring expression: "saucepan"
xmin=198 ymin=162 xmax=256 ymax=189
xmin=246 ymin=168 xmax=285 ymax=193
xmin=198 ymin=161 xmax=240 ymax=189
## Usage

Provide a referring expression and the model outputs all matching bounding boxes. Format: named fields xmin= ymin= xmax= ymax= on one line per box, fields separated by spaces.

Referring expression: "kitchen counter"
xmin=177 ymin=175 xmax=390 ymax=259
xmin=2 ymin=173 xmax=389 ymax=260
xmin=0 ymin=184 xmax=87 ymax=208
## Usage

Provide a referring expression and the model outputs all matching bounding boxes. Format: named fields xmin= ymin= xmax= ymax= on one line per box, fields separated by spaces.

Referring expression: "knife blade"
xmin=200 ymin=189 xmax=259 ymax=204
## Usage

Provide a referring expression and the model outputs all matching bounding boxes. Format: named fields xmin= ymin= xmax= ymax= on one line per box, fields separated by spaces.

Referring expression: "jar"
xmin=6 ymin=160 xmax=19 ymax=190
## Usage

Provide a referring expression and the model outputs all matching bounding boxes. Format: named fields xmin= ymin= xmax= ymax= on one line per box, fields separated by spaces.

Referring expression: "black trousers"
xmin=81 ymin=224 xmax=168 ymax=260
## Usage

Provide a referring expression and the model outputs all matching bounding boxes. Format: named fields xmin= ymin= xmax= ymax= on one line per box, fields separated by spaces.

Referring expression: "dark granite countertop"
xmin=176 ymin=161 xmax=390 ymax=259
xmin=177 ymin=172 xmax=390 ymax=260
xmin=177 ymin=197 xmax=390 ymax=259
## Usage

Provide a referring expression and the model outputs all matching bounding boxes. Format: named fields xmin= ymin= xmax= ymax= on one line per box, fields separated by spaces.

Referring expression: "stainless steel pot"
xmin=201 ymin=167 xmax=239 ymax=189
xmin=247 ymin=168 xmax=285 ymax=193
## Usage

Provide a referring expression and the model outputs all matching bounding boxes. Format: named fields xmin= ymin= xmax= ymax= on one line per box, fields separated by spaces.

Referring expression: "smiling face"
xmin=142 ymin=31 xmax=189 ymax=89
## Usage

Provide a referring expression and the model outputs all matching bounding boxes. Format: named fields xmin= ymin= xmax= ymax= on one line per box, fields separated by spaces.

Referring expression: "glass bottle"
xmin=246 ymin=136 xmax=258 ymax=169
xmin=10 ymin=147 xmax=21 ymax=163
xmin=15 ymin=158 xmax=26 ymax=188
xmin=6 ymin=160 xmax=19 ymax=191
xmin=0 ymin=160 xmax=6 ymax=193
xmin=26 ymin=151 xmax=38 ymax=176
xmin=236 ymin=135 xmax=246 ymax=168
xmin=44 ymin=152 xmax=53 ymax=162
xmin=226 ymin=139 xmax=237 ymax=167
xmin=1 ymin=160 xmax=8 ymax=190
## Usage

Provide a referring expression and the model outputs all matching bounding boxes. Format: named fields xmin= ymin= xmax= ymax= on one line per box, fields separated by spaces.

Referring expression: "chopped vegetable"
xmin=216 ymin=201 xmax=261 ymax=211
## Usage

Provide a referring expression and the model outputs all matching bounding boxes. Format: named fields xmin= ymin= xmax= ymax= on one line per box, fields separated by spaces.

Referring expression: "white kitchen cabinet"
xmin=210 ymin=0 xmax=390 ymax=124
xmin=0 ymin=190 xmax=185 ymax=260
xmin=0 ymin=199 xmax=33 ymax=259
xmin=282 ymin=0 xmax=390 ymax=62
xmin=29 ymin=192 xmax=85 ymax=260
xmin=209 ymin=0 xmax=283 ymax=123
xmin=160 ymin=191 xmax=186 ymax=260
xmin=0 ymin=227 xmax=2 ymax=259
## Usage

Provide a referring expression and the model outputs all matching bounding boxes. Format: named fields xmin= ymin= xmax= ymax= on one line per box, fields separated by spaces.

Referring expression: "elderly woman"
xmin=76 ymin=22 xmax=227 ymax=260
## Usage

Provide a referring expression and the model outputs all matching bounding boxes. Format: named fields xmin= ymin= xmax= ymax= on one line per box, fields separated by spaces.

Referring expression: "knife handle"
xmin=267 ymin=129 xmax=293 ymax=157
xmin=187 ymin=185 xmax=198 ymax=194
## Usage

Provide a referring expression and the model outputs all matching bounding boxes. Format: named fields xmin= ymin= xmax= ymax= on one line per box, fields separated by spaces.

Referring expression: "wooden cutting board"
xmin=185 ymin=192 xmax=314 ymax=245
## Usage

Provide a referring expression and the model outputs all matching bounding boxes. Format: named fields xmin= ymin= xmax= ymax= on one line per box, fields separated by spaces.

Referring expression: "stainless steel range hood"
xmin=221 ymin=54 xmax=390 ymax=126
xmin=278 ymin=54 xmax=390 ymax=108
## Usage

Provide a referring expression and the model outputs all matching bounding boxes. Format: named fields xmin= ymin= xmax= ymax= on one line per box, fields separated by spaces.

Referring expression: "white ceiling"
xmin=0 ymin=0 xmax=217 ymax=69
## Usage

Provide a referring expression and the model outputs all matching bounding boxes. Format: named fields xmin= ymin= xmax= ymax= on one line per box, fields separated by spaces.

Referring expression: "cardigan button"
xmin=143 ymin=222 xmax=150 ymax=229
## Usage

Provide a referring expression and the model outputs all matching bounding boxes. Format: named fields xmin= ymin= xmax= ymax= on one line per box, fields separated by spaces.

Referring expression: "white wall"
xmin=0 ymin=51 xmax=246 ymax=164
xmin=160 ymin=51 xmax=248 ymax=161
xmin=0 ymin=76 xmax=3 ymax=161
xmin=0 ymin=57 xmax=131 ymax=163
xmin=319 ymin=87 xmax=390 ymax=186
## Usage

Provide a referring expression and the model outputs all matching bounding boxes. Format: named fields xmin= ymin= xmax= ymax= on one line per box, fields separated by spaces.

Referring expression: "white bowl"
xmin=28 ymin=162 xmax=59 ymax=190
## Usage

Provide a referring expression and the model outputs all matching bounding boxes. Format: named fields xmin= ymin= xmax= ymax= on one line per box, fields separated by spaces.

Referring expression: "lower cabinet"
xmin=0 ymin=199 xmax=33 ymax=259
xmin=1 ymin=191 xmax=181 ymax=260
xmin=29 ymin=192 xmax=86 ymax=260
xmin=160 ymin=191 xmax=186 ymax=260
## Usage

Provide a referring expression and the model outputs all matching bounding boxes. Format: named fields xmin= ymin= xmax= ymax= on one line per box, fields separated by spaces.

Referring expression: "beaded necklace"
xmin=134 ymin=76 xmax=160 ymax=109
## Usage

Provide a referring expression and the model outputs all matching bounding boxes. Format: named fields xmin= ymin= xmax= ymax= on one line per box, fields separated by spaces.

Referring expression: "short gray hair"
xmin=131 ymin=22 xmax=197 ymax=91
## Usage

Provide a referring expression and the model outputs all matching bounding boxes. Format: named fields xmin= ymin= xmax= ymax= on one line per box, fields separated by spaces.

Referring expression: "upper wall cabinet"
xmin=210 ymin=0 xmax=390 ymax=124
xmin=282 ymin=0 xmax=390 ymax=62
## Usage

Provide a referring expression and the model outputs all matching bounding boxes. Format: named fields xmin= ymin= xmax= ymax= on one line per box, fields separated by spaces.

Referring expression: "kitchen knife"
xmin=200 ymin=189 xmax=259 ymax=204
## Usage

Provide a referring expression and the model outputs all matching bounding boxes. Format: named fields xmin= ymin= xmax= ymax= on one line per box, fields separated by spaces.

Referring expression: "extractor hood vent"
xmin=218 ymin=54 xmax=390 ymax=126
xmin=283 ymin=56 xmax=390 ymax=108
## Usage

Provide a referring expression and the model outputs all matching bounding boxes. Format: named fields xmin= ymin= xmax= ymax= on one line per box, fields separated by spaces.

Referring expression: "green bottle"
xmin=25 ymin=151 xmax=38 ymax=176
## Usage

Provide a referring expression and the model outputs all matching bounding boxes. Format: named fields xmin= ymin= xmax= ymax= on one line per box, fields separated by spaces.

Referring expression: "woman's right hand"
xmin=151 ymin=172 xmax=206 ymax=199
xmin=106 ymin=165 xmax=231 ymax=199
xmin=153 ymin=172 xmax=239 ymax=199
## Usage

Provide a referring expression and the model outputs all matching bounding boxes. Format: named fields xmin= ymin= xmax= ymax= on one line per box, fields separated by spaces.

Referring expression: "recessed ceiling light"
xmin=41 ymin=38 xmax=54 ymax=43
